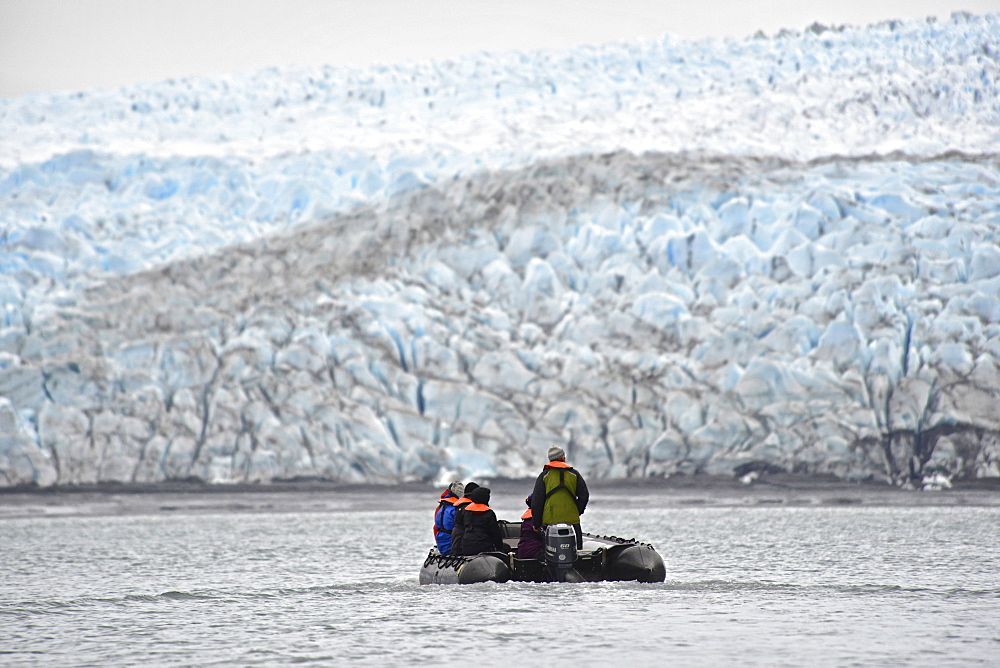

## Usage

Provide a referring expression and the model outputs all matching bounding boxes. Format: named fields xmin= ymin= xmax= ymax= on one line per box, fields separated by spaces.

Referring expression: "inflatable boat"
xmin=419 ymin=520 xmax=666 ymax=584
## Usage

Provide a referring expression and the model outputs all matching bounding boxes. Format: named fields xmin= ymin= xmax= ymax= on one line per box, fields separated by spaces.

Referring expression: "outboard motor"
xmin=544 ymin=524 xmax=577 ymax=582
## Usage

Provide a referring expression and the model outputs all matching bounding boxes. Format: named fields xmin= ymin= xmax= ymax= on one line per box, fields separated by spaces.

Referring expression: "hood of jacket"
xmin=469 ymin=486 xmax=491 ymax=505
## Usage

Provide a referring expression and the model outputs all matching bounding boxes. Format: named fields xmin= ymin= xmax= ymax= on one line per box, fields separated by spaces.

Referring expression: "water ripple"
xmin=2 ymin=500 xmax=997 ymax=665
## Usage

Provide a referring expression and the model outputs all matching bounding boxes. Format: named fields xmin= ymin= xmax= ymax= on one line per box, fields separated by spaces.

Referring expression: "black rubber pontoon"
xmin=418 ymin=552 xmax=511 ymax=585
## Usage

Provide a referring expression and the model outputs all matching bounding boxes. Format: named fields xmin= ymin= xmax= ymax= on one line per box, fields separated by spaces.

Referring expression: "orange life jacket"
xmin=465 ymin=502 xmax=490 ymax=512
xmin=521 ymin=508 xmax=532 ymax=519
xmin=545 ymin=460 xmax=572 ymax=469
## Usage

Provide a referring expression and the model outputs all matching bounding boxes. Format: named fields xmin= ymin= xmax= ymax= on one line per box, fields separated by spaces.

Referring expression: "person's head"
xmin=469 ymin=486 xmax=490 ymax=505
xmin=463 ymin=481 xmax=480 ymax=498
xmin=449 ymin=481 xmax=465 ymax=498
xmin=524 ymin=494 xmax=532 ymax=507
xmin=547 ymin=445 xmax=566 ymax=462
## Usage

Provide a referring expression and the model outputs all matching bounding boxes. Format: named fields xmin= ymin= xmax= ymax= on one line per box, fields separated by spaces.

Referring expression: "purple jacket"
xmin=517 ymin=517 xmax=544 ymax=559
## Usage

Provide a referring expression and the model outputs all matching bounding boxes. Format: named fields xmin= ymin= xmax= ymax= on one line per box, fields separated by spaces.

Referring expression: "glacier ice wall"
xmin=1 ymin=14 xmax=999 ymax=487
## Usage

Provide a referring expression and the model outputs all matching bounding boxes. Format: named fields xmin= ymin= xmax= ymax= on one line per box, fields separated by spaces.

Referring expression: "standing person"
xmin=530 ymin=445 xmax=589 ymax=549
xmin=458 ymin=486 xmax=506 ymax=555
xmin=517 ymin=494 xmax=544 ymax=559
xmin=433 ymin=481 xmax=464 ymax=555
xmin=448 ymin=481 xmax=479 ymax=557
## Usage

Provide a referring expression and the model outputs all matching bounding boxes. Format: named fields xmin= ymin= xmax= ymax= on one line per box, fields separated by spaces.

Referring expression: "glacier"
xmin=1 ymin=13 xmax=999 ymax=488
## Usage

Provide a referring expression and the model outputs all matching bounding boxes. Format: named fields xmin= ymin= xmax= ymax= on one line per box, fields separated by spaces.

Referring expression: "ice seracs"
xmin=0 ymin=13 xmax=999 ymax=487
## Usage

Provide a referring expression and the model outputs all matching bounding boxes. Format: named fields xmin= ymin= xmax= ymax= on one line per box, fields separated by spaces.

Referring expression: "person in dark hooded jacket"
xmin=447 ymin=481 xmax=479 ymax=557
xmin=457 ymin=486 xmax=506 ymax=555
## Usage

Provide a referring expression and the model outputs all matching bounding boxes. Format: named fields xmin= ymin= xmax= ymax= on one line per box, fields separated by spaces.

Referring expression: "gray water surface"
xmin=2 ymin=486 xmax=998 ymax=666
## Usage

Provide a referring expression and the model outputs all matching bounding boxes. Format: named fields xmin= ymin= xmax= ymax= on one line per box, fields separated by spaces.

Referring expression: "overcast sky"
xmin=1 ymin=0 xmax=996 ymax=97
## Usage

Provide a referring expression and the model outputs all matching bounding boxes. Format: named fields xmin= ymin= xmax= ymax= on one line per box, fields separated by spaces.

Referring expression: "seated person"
xmin=517 ymin=494 xmax=544 ymax=559
xmin=448 ymin=481 xmax=478 ymax=557
xmin=457 ymin=486 xmax=507 ymax=555
xmin=433 ymin=481 xmax=464 ymax=555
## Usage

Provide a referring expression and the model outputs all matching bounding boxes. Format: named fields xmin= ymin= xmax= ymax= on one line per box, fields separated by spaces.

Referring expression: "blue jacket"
xmin=434 ymin=493 xmax=459 ymax=555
